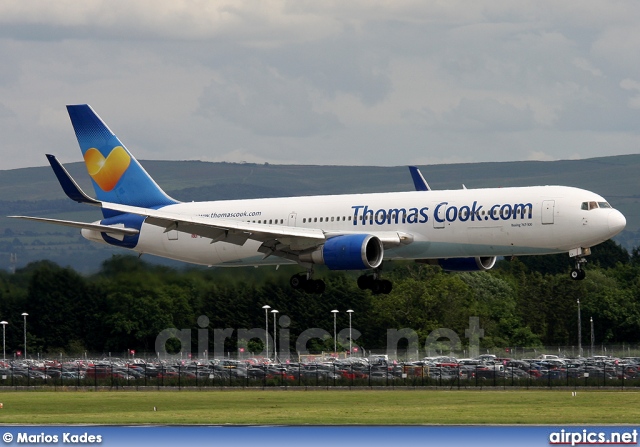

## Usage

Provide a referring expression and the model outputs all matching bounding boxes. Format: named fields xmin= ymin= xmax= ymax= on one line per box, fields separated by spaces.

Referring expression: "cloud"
xmin=198 ymin=64 xmax=342 ymax=137
xmin=1 ymin=0 xmax=640 ymax=170
xmin=407 ymin=98 xmax=537 ymax=132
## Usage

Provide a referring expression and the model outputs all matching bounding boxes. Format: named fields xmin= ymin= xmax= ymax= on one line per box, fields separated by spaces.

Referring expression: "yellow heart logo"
xmin=84 ymin=146 xmax=131 ymax=192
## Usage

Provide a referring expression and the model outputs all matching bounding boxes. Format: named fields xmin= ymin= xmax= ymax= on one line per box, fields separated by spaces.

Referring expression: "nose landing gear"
xmin=570 ymin=258 xmax=587 ymax=280
xmin=569 ymin=248 xmax=589 ymax=281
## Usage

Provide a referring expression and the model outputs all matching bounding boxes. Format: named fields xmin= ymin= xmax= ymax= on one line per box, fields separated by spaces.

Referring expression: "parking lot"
xmin=1 ymin=353 xmax=639 ymax=389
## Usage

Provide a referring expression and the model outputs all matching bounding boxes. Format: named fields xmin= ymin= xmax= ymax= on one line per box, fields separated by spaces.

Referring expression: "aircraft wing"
xmin=99 ymin=202 xmax=412 ymax=254
xmin=102 ymin=201 xmax=326 ymax=249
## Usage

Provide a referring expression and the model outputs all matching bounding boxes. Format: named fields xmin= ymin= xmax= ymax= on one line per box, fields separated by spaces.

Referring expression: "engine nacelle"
xmin=299 ymin=234 xmax=384 ymax=270
xmin=437 ymin=256 xmax=497 ymax=272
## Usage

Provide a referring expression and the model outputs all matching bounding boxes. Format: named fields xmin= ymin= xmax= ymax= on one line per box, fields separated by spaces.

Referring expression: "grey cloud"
xmin=264 ymin=33 xmax=393 ymax=106
xmin=198 ymin=64 xmax=341 ymax=137
xmin=409 ymin=98 xmax=536 ymax=132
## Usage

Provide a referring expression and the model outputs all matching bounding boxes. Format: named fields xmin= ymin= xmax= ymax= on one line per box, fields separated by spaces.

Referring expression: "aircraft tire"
xmin=370 ymin=280 xmax=383 ymax=295
xmin=290 ymin=274 xmax=306 ymax=289
xmin=570 ymin=269 xmax=586 ymax=281
xmin=357 ymin=274 xmax=374 ymax=290
xmin=380 ymin=279 xmax=393 ymax=294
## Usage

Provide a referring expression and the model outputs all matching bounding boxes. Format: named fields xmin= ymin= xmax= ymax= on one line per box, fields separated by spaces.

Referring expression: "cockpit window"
xmin=581 ymin=201 xmax=612 ymax=210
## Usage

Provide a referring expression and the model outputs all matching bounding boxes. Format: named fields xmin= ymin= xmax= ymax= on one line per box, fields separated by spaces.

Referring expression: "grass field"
xmin=0 ymin=389 xmax=638 ymax=425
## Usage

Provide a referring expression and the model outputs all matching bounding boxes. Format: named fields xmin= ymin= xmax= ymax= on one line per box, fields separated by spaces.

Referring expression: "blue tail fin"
xmin=66 ymin=104 xmax=178 ymax=214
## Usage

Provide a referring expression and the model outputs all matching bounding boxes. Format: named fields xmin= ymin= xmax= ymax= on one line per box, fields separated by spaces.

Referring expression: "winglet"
xmin=46 ymin=154 xmax=100 ymax=205
xmin=408 ymin=166 xmax=431 ymax=191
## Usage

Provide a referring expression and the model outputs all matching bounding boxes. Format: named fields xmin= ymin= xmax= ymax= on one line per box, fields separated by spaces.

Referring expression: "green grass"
xmin=0 ymin=390 xmax=638 ymax=425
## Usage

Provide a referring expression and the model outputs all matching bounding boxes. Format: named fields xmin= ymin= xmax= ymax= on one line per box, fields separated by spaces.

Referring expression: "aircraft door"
xmin=434 ymin=204 xmax=445 ymax=229
xmin=288 ymin=212 xmax=297 ymax=226
xmin=542 ymin=200 xmax=555 ymax=224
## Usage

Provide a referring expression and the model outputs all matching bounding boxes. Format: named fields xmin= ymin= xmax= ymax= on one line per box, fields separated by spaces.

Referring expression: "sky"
xmin=1 ymin=0 xmax=639 ymax=170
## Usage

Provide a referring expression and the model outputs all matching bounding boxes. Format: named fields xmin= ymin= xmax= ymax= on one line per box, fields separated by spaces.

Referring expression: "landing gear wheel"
xmin=570 ymin=255 xmax=588 ymax=281
xmin=291 ymin=273 xmax=325 ymax=294
xmin=357 ymin=274 xmax=374 ymax=290
xmin=358 ymin=274 xmax=393 ymax=295
xmin=290 ymin=274 xmax=306 ymax=289
xmin=570 ymin=269 xmax=586 ymax=280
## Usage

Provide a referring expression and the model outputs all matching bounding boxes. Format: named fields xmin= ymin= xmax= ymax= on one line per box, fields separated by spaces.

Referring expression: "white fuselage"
xmin=82 ymin=185 xmax=626 ymax=268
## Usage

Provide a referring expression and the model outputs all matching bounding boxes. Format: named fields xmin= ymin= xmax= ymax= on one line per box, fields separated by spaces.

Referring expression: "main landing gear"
xmin=357 ymin=273 xmax=392 ymax=295
xmin=290 ymin=272 xmax=326 ymax=294
xmin=290 ymin=270 xmax=393 ymax=295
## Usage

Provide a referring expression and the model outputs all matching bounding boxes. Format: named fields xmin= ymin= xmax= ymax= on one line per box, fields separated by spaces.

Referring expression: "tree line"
xmin=0 ymin=239 xmax=638 ymax=358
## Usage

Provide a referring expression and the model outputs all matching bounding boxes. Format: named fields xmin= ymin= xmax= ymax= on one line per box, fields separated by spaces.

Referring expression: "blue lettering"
xmin=489 ymin=204 xmax=500 ymax=221
xmin=434 ymin=202 xmax=448 ymax=223
xmin=388 ymin=208 xmax=407 ymax=224
xmin=351 ymin=201 xmax=531 ymax=226
xmin=351 ymin=205 xmax=364 ymax=226
xmin=407 ymin=208 xmax=419 ymax=224
xmin=419 ymin=207 xmax=429 ymax=223
xmin=500 ymin=204 xmax=512 ymax=220
xmin=470 ymin=201 xmax=483 ymax=221
xmin=513 ymin=203 xmax=533 ymax=219
xmin=363 ymin=206 xmax=374 ymax=225
xmin=459 ymin=205 xmax=470 ymax=222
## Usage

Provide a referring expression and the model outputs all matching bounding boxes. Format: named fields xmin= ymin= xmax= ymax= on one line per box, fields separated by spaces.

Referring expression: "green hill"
xmin=1 ymin=154 xmax=638 ymax=272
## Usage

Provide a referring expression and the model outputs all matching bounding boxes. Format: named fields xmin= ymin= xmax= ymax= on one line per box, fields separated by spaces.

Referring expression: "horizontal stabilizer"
xmin=8 ymin=216 xmax=139 ymax=236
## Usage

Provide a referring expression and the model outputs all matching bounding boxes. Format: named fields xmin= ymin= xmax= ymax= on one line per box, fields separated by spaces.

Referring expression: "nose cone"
xmin=608 ymin=210 xmax=626 ymax=236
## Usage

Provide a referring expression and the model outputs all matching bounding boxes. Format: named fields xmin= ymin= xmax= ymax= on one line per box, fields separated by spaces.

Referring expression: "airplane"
xmin=10 ymin=105 xmax=626 ymax=294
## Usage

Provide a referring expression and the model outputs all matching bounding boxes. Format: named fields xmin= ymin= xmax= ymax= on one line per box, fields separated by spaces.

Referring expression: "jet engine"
xmin=299 ymin=234 xmax=384 ymax=270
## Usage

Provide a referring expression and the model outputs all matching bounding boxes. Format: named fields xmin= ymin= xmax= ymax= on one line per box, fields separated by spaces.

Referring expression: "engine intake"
xmin=299 ymin=234 xmax=384 ymax=270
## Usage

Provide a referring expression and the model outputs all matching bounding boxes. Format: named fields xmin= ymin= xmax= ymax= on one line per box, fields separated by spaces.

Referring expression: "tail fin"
xmin=66 ymin=104 xmax=178 ymax=212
